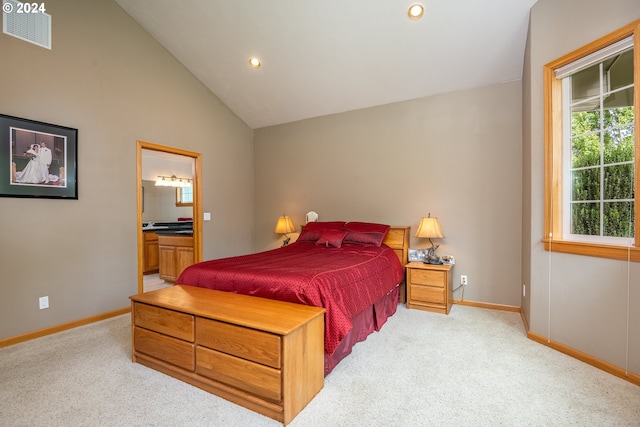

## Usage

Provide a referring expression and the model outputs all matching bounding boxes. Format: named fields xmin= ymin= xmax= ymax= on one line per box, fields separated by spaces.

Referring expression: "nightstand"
xmin=406 ymin=262 xmax=453 ymax=314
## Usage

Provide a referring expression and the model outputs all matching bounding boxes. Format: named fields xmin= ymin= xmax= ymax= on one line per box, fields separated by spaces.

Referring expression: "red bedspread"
xmin=175 ymin=241 xmax=404 ymax=355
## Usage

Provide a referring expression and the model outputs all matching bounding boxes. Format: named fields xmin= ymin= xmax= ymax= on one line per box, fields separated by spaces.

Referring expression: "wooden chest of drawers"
xmin=130 ymin=285 xmax=325 ymax=425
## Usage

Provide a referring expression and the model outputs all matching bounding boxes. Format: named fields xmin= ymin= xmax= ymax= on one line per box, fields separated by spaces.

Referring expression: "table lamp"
xmin=274 ymin=214 xmax=296 ymax=247
xmin=415 ymin=213 xmax=445 ymax=264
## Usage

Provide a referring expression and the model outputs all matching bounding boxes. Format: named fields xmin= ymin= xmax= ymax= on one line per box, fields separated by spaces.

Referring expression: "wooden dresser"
xmin=130 ymin=285 xmax=325 ymax=425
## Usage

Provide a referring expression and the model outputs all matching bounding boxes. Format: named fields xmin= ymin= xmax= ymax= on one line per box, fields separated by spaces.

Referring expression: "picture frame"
xmin=408 ymin=248 xmax=426 ymax=262
xmin=440 ymin=255 xmax=455 ymax=265
xmin=0 ymin=114 xmax=78 ymax=199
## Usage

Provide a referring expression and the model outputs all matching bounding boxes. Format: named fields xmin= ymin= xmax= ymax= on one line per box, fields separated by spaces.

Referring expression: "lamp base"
xmin=424 ymin=245 xmax=441 ymax=264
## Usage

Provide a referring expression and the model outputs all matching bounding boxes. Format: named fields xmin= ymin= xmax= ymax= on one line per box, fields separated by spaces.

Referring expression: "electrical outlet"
xmin=39 ymin=296 xmax=49 ymax=310
xmin=460 ymin=275 xmax=468 ymax=286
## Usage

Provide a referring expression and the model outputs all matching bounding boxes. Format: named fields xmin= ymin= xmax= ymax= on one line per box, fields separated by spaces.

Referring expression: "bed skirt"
xmin=324 ymin=284 xmax=400 ymax=375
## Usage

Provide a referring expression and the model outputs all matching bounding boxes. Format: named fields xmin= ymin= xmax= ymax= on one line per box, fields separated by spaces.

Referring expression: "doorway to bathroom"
xmin=136 ymin=140 xmax=202 ymax=294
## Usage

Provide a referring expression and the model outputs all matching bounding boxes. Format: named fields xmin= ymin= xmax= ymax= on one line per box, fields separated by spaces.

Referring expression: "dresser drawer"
xmin=410 ymin=284 xmax=445 ymax=304
xmin=134 ymin=302 xmax=195 ymax=341
xmin=196 ymin=346 xmax=282 ymax=402
xmin=410 ymin=269 xmax=445 ymax=287
xmin=196 ymin=318 xmax=281 ymax=369
xmin=134 ymin=327 xmax=195 ymax=370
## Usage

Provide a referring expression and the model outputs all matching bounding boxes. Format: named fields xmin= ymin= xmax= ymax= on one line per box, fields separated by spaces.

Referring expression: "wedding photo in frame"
xmin=0 ymin=114 xmax=78 ymax=199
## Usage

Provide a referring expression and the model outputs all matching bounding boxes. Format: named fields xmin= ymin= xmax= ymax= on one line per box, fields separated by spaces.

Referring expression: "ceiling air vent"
xmin=2 ymin=0 xmax=51 ymax=49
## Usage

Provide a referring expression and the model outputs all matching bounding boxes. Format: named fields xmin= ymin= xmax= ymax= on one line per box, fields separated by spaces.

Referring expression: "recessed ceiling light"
xmin=249 ymin=57 xmax=262 ymax=69
xmin=408 ymin=3 xmax=424 ymax=20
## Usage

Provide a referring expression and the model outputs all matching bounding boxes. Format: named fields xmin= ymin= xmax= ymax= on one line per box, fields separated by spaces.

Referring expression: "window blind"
xmin=555 ymin=36 xmax=633 ymax=79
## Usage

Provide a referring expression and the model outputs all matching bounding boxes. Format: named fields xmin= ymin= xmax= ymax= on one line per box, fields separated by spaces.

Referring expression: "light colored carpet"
xmin=143 ymin=273 xmax=172 ymax=293
xmin=1 ymin=304 xmax=639 ymax=426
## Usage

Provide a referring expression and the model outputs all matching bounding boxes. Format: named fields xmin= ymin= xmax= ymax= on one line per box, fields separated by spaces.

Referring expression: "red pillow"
xmin=298 ymin=221 xmax=347 ymax=242
xmin=316 ymin=229 xmax=348 ymax=248
xmin=343 ymin=222 xmax=390 ymax=247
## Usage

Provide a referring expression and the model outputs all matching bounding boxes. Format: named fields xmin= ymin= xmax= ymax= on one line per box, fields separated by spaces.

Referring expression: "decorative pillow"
xmin=343 ymin=222 xmax=390 ymax=247
xmin=298 ymin=221 xmax=347 ymax=242
xmin=316 ymin=229 xmax=348 ymax=248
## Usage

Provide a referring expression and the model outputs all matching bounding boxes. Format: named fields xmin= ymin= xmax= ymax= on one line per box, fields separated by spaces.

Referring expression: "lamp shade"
xmin=415 ymin=215 xmax=445 ymax=239
xmin=274 ymin=215 xmax=296 ymax=234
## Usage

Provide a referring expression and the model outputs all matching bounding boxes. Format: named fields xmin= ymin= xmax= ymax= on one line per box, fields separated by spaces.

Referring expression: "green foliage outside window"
xmin=570 ymin=106 xmax=635 ymax=238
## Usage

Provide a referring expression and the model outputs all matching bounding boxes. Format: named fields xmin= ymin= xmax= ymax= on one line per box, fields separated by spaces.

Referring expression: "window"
xmin=176 ymin=186 xmax=193 ymax=207
xmin=544 ymin=21 xmax=640 ymax=262
xmin=563 ymin=45 xmax=634 ymax=242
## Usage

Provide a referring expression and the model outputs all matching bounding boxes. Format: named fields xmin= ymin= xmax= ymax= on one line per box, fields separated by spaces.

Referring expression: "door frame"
xmin=136 ymin=140 xmax=203 ymax=294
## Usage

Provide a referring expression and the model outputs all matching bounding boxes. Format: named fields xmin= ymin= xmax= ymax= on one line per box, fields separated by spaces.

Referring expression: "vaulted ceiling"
xmin=115 ymin=0 xmax=537 ymax=129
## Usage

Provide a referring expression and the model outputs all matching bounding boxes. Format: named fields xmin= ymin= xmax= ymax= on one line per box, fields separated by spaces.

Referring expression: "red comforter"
xmin=176 ymin=241 xmax=404 ymax=355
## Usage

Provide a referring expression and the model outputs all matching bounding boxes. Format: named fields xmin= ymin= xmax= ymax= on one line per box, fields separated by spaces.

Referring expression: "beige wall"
xmin=0 ymin=0 xmax=254 ymax=339
xmin=524 ymin=0 xmax=640 ymax=375
xmin=520 ymin=17 xmax=533 ymax=327
xmin=254 ymin=81 xmax=523 ymax=306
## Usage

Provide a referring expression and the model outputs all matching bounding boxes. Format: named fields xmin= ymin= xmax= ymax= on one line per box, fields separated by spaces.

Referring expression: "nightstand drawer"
xmin=410 ymin=269 xmax=445 ymax=287
xmin=410 ymin=284 xmax=445 ymax=304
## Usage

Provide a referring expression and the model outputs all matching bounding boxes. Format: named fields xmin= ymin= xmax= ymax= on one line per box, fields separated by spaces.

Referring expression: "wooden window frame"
xmin=543 ymin=20 xmax=640 ymax=262
xmin=175 ymin=186 xmax=193 ymax=207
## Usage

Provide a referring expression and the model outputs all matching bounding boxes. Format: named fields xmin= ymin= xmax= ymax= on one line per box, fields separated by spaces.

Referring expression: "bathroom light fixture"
xmin=408 ymin=3 xmax=424 ymax=20
xmin=155 ymin=175 xmax=192 ymax=188
xmin=249 ymin=57 xmax=262 ymax=69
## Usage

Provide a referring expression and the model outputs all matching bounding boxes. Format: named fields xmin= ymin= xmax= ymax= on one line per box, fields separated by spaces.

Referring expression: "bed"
xmin=130 ymin=222 xmax=409 ymax=424
xmin=176 ymin=221 xmax=410 ymax=375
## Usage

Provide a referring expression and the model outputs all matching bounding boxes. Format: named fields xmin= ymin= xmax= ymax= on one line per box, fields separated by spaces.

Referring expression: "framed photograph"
xmin=0 ymin=114 xmax=78 ymax=199
xmin=440 ymin=255 xmax=455 ymax=265
xmin=408 ymin=248 xmax=426 ymax=262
